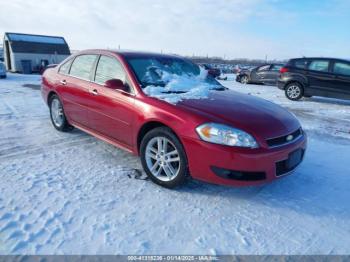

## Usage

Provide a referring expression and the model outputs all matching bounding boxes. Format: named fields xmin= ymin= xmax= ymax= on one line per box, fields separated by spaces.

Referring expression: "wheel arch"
xmin=136 ymin=121 xmax=181 ymax=155
xmin=283 ymin=74 xmax=309 ymax=90
xmin=285 ymin=80 xmax=305 ymax=89
xmin=47 ymin=91 xmax=58 ymax=105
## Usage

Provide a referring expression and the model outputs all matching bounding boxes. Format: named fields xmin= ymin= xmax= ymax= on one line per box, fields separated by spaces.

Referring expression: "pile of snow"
xmin=143 ymin=68 xmax=220 ymax=104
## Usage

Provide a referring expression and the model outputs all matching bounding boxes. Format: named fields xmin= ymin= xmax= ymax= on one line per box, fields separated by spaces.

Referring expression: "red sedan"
xmin=41 ymin=50 xmax=307 ymax=188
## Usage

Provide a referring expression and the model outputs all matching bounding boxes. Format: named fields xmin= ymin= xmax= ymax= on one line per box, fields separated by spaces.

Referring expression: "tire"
xmin=49 ymin=94 xmax=74 ymax=132
xmin=140 ymin=127 xmax=189 ymax=188
xmin=240 ymin=75 xmax=249 ymax=84
xmin=285 ymin=82 xmax=304 ymax=101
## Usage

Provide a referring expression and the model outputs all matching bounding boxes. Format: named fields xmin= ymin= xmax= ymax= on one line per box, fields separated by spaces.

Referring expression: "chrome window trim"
xmin=57 ymin=54 xmax=136 ymax=96
xmin=57 ymin=73 xmax=136 ymax=97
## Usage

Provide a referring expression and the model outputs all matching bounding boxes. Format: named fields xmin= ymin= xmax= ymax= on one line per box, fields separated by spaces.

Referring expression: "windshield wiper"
xmin=161 ymin=90 xmax=188 ymax=94
xmin=141 ymin=82 xmax=166 ymax=88
xmin=211 ymin=87 xmax=227 ymax=91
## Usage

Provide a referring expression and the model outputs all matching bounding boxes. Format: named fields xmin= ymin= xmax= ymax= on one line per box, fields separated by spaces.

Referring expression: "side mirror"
xmin=104 ymin=79 xmax=128 ymax=92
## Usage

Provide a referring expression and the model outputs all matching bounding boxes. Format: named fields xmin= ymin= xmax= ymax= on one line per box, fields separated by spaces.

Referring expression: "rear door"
xmin=307 ymin=59 xmax=334 ymax=94
xmin=264 ymin=64 xmax=283 ymax=85
xmin=250 ymin=65 xmax=270 ymax=83
xmin=330 ymin=60 xmax=350 ymax=98
xmin=87 ymin=55 xmax=136 ymax=148
xmin=57 ymin=54 xmax=98 ymax=127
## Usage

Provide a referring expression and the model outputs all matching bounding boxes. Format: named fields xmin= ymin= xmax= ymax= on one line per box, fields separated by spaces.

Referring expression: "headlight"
xmin=196 ymin=123 xmax=258 ymax=148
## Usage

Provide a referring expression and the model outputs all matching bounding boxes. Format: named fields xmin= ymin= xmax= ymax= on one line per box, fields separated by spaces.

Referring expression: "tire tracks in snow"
xmin=0 ymin=136 xmax=96 ymax=161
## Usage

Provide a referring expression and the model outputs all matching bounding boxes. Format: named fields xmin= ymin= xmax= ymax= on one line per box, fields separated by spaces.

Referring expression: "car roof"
xmin=290 ymin=57 xmax=350 ymax=63
xmin=80 ymin=49 xmax=183 ymax=60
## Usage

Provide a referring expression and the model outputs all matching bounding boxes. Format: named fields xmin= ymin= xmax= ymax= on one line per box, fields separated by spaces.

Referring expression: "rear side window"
xmin=70 ymin=55 xmax=97 ymax=80
xmin=59 ymin=59 xmax=72 ymax=74
xmin=333 ymin=62 xmax=350 ymax=76
xmin=257 ymin=65 xmax=270 ymax=71
xmin=308 ymin=60 xmax=329 ymax=72
xmin=95 ymin=56 xmax=126 ymax=84
xmin=271 ymin=65 xmax=283 ymax=71
xmin=293 ymin=59 xmax=308 ymax=69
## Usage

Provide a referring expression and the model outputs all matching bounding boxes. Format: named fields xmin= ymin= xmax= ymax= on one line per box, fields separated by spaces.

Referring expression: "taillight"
xmin=280 ymin=67 xmax=289 ymax=74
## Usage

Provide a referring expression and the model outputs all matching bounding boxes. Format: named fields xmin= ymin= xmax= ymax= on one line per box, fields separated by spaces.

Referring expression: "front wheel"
xmin=285 ymin=82 xmax=304 ymax=101
xmin=49 ymin=94 xmax=74 ymax=132
xmin=140 ymin=127 xmax=189 ymax=188
xmin=240 ymin=75 xmax=249 ymax=84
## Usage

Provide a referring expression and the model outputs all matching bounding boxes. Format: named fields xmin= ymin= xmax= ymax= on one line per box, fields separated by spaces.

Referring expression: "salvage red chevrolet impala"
xmin=41 ymin=50 xmax=307 ymax=188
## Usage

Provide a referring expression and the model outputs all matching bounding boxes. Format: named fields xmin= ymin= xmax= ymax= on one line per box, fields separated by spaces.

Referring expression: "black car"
xmin=236 ymin=64 xmax=284 ymax=85
xmin=278 ymin=58 xmax=350 ymax=101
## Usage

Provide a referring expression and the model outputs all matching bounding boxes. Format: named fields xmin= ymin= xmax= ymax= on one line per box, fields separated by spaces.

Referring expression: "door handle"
xmin=60 ymin=80 xmax=67 ymax=85
xmin=90 ymin=89 xmax=98 ymax=95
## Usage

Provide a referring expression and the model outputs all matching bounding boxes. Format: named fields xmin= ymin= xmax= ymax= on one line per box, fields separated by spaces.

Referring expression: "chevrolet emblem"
xmin=286 ymin=135 xmax=294 ymax=142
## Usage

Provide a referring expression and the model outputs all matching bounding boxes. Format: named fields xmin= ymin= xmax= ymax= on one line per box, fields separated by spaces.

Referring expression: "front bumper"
xmin=182 ymin=134 xmax=307 ymax=187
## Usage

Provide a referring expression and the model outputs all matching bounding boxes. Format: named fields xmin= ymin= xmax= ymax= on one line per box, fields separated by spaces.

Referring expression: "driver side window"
xmin=95 ymin=56 xmax=126 ymax=85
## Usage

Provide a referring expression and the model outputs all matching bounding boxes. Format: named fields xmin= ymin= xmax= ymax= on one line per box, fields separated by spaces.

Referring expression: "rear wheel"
xmin=49 ymin=94 xmax=73 ymax=132
xmin=240 ymin=75 xmax=249 ymax=84
xmin=140 ymin=127 xmax=189 ymax=188
xmin=285 ymin=82 xmax=303 ymax=101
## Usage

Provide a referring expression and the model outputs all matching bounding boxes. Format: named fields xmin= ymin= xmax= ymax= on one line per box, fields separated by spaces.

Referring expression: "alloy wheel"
xmin=51 ymin=98 xmax=64 ymax=127
xmin=286 ymin=85 xmax=301 ymax=99
xmin=145 ymin=137 xmax=181 ymax=182
xmin=241 ymin=75 xmax=248 ymax=84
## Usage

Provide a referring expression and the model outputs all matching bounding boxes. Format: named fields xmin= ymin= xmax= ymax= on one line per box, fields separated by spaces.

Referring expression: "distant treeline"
xmin=188 ymin=56 xmax=287 ymax=66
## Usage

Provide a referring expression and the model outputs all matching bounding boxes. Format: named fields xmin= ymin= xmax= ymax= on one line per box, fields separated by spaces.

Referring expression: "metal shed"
xmin=3 ymin=32 xmax=71 ymax=73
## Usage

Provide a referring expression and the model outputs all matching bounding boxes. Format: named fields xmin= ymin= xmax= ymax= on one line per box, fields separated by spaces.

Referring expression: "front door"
xmin=251 ymin=65 xmax=270 ymax=83
xmin=87 ymin=55 xmax=136 ymax=148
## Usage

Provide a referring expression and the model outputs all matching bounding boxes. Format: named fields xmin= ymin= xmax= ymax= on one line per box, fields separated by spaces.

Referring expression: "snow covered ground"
xmin=0 ymin=73 xmax=350 ymax=255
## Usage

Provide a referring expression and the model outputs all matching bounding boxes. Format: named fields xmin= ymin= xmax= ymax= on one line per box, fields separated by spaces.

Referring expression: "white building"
xmin=3 ymin=32 xmax=70 ymax=73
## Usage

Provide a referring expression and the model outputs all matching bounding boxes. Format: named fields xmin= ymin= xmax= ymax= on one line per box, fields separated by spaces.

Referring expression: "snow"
xmin=1 ymin=73 xmax=350 ymax=255
xmin=143 ymin=68 xmax=220 ymax=104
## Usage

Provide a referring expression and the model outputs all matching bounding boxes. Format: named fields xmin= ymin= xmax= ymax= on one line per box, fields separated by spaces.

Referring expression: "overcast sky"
xmin=0 ymin=0 xmax=349 ymax=60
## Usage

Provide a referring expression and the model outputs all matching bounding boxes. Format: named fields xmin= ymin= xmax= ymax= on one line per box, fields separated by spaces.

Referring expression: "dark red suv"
xmin=41 ymin=50 xmax=307 ymax=188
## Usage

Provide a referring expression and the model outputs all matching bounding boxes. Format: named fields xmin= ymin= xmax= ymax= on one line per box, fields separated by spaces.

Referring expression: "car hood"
xmin=177 ymin=90 xmax=300 ymax=140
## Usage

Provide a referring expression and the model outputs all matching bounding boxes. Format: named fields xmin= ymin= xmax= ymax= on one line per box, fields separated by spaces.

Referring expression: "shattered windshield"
xmin=125 ymin=56 xmax=225 ymax=104
xmin=126 ymin=56 xmax=222 ymax=89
